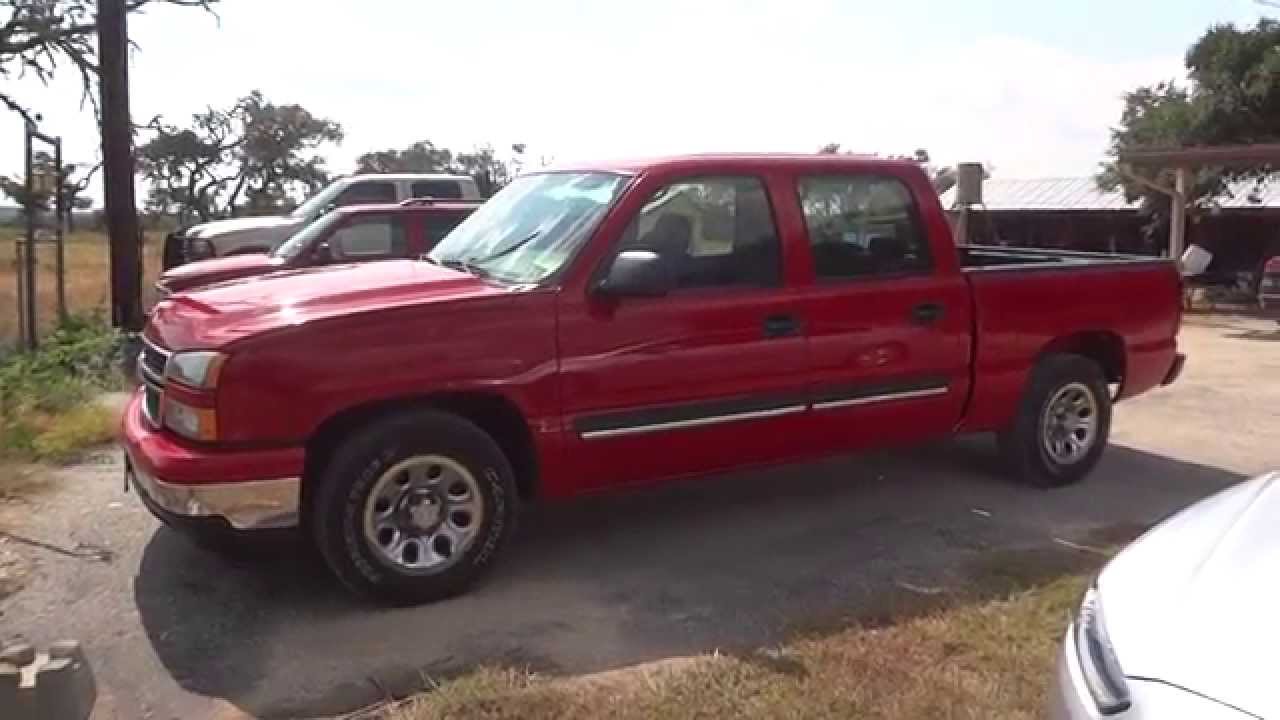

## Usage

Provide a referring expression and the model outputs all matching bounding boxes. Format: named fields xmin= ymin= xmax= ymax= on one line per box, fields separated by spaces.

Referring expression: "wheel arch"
xmin=303 ymin=392 xmax=539 ymax=516
xmin=1037 ymin=330 xmax=1126 ymax=386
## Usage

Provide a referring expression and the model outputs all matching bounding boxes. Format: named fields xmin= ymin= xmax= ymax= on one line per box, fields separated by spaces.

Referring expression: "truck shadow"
xmin=132 ymin=439 xmax=1242 ymax=719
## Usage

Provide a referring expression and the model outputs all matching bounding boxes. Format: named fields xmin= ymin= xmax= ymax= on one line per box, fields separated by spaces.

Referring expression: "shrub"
xmin=0 ymin=314 xmax=125 ymax=461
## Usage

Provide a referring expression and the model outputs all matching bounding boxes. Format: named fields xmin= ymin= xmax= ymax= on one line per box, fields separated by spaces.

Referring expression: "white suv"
xmin=162 ymin=174 xmax=482 ymax=268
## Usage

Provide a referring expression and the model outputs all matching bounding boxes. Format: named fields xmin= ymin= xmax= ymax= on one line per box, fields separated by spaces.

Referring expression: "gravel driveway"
xmin=1 ymin=315 xmax=1275 ymax=719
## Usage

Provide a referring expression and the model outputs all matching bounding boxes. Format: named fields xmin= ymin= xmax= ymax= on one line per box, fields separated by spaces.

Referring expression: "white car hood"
xmin=184 ymin=215 xmax=300 ymax=238
xmin=1100 ymin=472 xmax=1280 ymax=718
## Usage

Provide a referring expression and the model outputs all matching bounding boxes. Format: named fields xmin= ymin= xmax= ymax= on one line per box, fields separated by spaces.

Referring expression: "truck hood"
xmin=183 ymin=215 xmax=301 ymax=239
xmin=1100 ymin=472 xmax=1280 ymax=718
xmin=147 ymin=259 xmax=503 ymax=349
xmin=158 ymin=253 xmax=279 ymax=294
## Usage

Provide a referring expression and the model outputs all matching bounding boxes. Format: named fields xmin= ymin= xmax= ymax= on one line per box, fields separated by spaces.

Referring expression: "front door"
xmin=793 ymin=172 xmax=972 ymax=452
xmin=557 ymin=175 xmax=811 ymax=489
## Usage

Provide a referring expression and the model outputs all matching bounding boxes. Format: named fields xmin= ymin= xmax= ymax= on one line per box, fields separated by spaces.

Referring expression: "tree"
xmin=137 ymin=101 xmax=244 ymax=222
xmin=355 ymin=140 xmax=455 ymax=174
xmin=230 ymin=90 xmax=344 ymax=214
xmin=0 ymin=0 xmax=218 ymax=122
xmin=58 ymin=161 xmax=97 ymax=231
xmin=137 ymin=90 xmax=343 ymax=221
xmin=0 ymin=150 xmax=56 ymax=218
xmin=355 ymin=140 xmax=526 ymax=197
xmin=1101 ymin=19 xmax=1280 ymax=213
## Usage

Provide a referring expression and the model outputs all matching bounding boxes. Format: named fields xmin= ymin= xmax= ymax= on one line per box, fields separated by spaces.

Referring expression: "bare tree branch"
xmin=0 ymin=0 xmax=220 ymax=121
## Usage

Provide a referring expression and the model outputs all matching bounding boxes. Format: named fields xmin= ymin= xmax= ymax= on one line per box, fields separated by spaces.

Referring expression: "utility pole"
xmin=97 ymin=0 xmax=144 ymax=331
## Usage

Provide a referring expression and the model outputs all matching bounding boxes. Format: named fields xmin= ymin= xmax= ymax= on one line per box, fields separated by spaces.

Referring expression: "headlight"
xmin=1075 ymin=585 xmax=1131 ymax=714
xmin=165 ymin=351 xmax=227 ymax=390
xmin=162 ymin=397 xmax=218 ymax=442
xmin=185 ymin=237 xmax=215 ymax=261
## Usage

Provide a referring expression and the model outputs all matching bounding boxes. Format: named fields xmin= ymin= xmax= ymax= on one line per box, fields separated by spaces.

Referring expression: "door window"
xmin=798 ymin=176 xmax=931 ymax=278
xmin=421 ymin=211 xmax=470 ymax=249
xmin=618 ymin=176 xmax=782 ymax=290
xmin=335 ymin=181 xmax=397 ymax=207
xmin=330 ymin=215 xmax=407 ymax=258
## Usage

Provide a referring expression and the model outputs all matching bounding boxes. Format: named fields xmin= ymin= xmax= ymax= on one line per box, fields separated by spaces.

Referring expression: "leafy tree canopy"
xmin=1101 ymin=18 xmax=1280 ymax=213
xmin=137 ymin=90 xmax=343 ymax=222
xmin=355 ymin=141 xmax=527 ymax=197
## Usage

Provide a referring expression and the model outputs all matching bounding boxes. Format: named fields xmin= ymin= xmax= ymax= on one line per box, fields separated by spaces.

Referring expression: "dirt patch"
xmin=0 ymin=534 xmax=29 ymax=601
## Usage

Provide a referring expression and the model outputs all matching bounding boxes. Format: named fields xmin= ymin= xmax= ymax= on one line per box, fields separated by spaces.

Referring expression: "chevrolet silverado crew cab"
xmin=123 ymin=154 xmax=1185 ymax=605
xmin=161 ymin=174 xmax=482 ymax=269
xmin=155 ymin=199 xmax=479 ymax=297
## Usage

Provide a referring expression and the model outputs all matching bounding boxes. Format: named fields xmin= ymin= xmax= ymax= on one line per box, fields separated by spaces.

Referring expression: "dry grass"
xmin=375 ymin=575 xmax=1087 ymax=720
xmin=0 ymin=228 xmax=163 ymax=350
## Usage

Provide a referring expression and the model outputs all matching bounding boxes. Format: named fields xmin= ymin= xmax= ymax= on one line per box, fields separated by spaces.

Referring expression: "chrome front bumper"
xmin=125 ymin=453 xmax=300 ymax=530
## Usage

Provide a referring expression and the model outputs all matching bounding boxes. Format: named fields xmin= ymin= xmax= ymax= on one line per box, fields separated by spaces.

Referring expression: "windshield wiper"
xmin=437 ymin=257 xmax=491 ymax=279
xmin=465 ymin=230 xmax=541 ymax=267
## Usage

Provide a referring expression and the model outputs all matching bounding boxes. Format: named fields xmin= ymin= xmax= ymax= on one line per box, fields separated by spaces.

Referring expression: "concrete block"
xmin=0 ymin=640 xmax=96 ymax=720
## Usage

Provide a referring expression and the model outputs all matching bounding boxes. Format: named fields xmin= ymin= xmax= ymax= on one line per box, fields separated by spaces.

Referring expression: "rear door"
xmin=415 ymin=210 xmax=472 ymax=254
xmin=792 ymin=172 xmax=972 ymax=451
xmin=557 ymin=174 xmax=812 ymax=488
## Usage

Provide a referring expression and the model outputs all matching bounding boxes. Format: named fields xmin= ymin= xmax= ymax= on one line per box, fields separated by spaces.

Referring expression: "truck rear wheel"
xmin=999 ymin=353 xmax=1111 ymax=488
xmin=311 ymin=409 xmax=518 ymax=605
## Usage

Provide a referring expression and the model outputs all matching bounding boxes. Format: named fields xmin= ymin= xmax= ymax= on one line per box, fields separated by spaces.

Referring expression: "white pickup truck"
xmin=162 ymin=173 xmax=481 ymax=268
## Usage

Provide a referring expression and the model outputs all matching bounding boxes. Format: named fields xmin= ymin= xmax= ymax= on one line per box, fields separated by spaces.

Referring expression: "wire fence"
xmin=1 ymin=229 xmax=162 ymax=354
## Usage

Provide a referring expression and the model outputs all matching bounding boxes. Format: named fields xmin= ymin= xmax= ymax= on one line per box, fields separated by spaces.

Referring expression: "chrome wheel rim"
xmin=362 ymin=455 xmax=484 ymax=573
xmin=1040 ymin=382 xmax=1098 ymax=465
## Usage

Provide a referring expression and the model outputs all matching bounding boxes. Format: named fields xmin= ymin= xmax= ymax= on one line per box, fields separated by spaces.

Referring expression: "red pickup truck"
xmin=154 ymin=199 xmax=478 ymax=296
xmin=123 ymin=154 xmax=1184 ymax=604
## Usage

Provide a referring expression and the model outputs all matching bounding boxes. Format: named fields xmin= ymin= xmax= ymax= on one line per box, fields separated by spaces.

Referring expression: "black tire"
xmin=310 ymin=409 xmax=518 ymax=605
xmin=998 ymin=353 xmax=1111 ymax=488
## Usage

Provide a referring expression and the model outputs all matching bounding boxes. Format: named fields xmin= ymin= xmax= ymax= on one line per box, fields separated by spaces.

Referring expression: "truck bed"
xmin=959 ymin=244 xmax=1167 ymax=271
xmin=955 ymin=244 xmax=1182 ymax=433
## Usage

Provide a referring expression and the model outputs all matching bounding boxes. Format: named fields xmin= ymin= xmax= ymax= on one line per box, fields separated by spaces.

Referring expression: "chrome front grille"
xmin=138 ymin=337 xmax=170 ymax=427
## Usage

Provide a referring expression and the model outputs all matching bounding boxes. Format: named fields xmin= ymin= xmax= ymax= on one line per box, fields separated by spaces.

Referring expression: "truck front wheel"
xmin=311 ymin=409 xmax=518 ymax=605
xmin=999 ymin=353 xmax=1112 ymax=488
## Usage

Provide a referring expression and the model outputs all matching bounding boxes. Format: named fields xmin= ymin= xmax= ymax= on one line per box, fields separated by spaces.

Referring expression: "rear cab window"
xmin=797 ymin=175 xmax=932 ymax=280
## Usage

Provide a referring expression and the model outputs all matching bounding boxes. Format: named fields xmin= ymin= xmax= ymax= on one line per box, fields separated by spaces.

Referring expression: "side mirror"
xmin=597 ymin=250 xmax=671 ymax=297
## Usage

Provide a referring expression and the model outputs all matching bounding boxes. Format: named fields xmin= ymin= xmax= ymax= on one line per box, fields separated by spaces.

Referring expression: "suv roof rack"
xmin=399 ymin=197 xmax=436 ymax=207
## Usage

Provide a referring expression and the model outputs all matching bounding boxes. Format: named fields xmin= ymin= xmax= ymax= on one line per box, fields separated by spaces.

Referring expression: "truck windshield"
xmin=289 ymin=181 xmax=347 ymax=221
xmin=271 ymin=212 xmax=343 ymax=260
xmin=428 ymin=172 xmax=629 ymax=284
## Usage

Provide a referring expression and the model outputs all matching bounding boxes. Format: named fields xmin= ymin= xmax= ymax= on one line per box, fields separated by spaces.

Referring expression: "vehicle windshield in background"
xmin=271 ymin=212 xmax=343 ymax=260
xmin=428 ymin=172 xmax=629 ymax=284
xmin=288 ymin=181 xmax=346 ymax=221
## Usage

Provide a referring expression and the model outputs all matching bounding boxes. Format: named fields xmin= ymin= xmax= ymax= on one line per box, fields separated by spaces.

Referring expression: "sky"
xmin=0 ymin=0 xmax=1270 ymax=205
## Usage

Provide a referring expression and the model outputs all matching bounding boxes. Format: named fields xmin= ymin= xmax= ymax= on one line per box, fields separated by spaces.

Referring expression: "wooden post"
xmin=1171 ymin=166 xmax=1190 ymax=267
xmin=98 ymin=0 xmax=144 ymax=332
xmin=54 ymin=137 xmax=67 ymax=322
xmin=22 ymin=120 xmax=37 ymax=350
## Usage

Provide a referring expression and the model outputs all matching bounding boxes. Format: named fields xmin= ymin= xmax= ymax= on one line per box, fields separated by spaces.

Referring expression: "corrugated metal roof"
xmin=939 ymin=177 xmax=1134 ymax=211
xmin=938 ymin=176 xmax=1280 ymax=211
